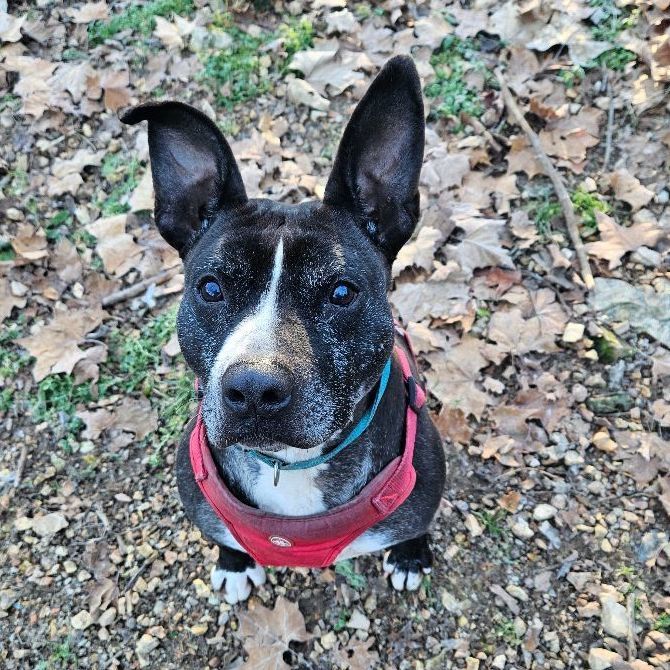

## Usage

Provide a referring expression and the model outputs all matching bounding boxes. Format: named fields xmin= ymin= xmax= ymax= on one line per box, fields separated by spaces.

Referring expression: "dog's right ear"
xmin=120 ymin=101 xmax=247 ymax=255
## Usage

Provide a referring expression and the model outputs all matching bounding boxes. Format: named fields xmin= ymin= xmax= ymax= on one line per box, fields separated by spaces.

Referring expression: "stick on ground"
xmin=495 ymin=70 xmax=596 ymax=291
xmin=101 ymin=267 xmax=180 ymax=307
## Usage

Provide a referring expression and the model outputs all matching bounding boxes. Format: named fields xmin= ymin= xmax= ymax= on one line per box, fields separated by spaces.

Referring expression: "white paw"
xmin=383 ymin=554 xmax=431 ymax=592
xmin=211 ymin=564 xmax=266 ymax=604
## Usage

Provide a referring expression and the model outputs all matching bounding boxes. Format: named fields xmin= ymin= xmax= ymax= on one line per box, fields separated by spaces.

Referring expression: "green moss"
xmin=424 ymin=36 xmax=486 ymax=127
xmin=335 ymin=560 xmax=367 ymax=590
xmin=201 ymin=24 xmax=272 ymax=107
xmin=280 ymin=18 xmax=314 ymax=61
xmin=654 ymin=613 xmax=670 ymax=633
xmin=98 ymin=155 xmax=142 ymax=216
xmin=474 ymin=509 xmax=507 ymax=537
xmin=571 ymin=187 xmax=610 ymax=232
xmin=31 ymin=375 xmax=93 ymax=436
xmin=589 ymin=0 xmax=639 ymax=43
xmin=88 ymin=0 xmax=194 ymax=45
xmin=596 ymin=48 xmax=636 ymax=71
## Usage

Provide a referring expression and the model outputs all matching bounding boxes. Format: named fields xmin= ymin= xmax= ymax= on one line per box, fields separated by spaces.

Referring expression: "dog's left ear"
xmin=324 ymin=56 xmax=425 ymax=263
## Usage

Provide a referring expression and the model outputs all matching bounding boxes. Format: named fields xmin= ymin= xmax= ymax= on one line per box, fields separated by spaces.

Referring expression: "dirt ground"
xmin=1 ymin=1 xmax=669 ymax=669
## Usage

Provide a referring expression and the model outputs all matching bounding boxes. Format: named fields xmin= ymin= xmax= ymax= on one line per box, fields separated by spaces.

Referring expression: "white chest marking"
xmin=252 ymin=462 xmax=328 ymax=516
xmin=336 ymin=530 xmax=393 ymax=561
xmin=212 ymin=237 xmax=284 ymax=376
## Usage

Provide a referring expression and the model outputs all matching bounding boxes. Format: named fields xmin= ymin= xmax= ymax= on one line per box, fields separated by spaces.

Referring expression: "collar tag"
xmin=273 ymin=461 xmax=280 ymax=487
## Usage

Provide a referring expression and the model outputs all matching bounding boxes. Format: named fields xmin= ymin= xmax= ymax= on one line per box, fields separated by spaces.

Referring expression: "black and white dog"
xmin=122 ymin=56 xmax=445 ymax=604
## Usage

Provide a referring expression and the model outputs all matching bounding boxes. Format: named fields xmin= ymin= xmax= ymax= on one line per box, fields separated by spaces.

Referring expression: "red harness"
xmin=189 ymin=333 xmax=425 ymax=568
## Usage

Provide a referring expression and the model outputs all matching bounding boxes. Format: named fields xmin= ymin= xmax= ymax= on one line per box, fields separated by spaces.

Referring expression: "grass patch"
xmin=335 ymin=560 xmax=367 ymax=590
xmin=0 ymin=326 xmax=30 ymax=414
xmin=494 ymin=617 xmax=522 ymax=646
xmin=589 ymin=0 xmax=639 ymax=43
xmin=200 ymin=15 xmax=314 ymax=108
xmin=98 ymin=155 xmax=142 ymax=216
xmin=474 ymin=509 xmax=507 ymax=537
xmin=0 ymin=241 xmax=15 ymax=262
xmin=571 ymin=187 xmax=609 ymax=233
xmin=596 ymin=48 xmax=636 ymax=71
xmin=424 ymin=36 xmax=486 ymax=127
xmin=88 ymin=0 xmax=194 ymax=45
xmin=654 ymin=613 xmax=670 ymax=633
xmin=202 ymin=24 xmax=271 ymax=107
xmin=31 ymin=375 xmax=92 ymax=438
xmin=526 ymin=198 xmax=562 ymax=237
xmin=109 ymin=305 xmax=178 ymax=394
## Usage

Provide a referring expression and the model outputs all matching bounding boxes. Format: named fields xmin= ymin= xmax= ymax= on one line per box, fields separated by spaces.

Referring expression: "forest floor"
xmin=0 ymin=0 xmax=669 ymax=669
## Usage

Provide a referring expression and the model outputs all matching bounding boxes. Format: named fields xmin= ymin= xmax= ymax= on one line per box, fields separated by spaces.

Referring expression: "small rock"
xmin=98 ymin=608 xmax=116 ymax=627
xmin=539 ymin=521 xmax=561 ymax=549
xmin=136 ymin=634 xmax=159 ymax=667
xmin=346 ymin=609 xmax=370 ymax=631
xmin=600 ymin=598 xmax=629 ymax=639
xmin=588 ymin=647 xmax=622 ymax=670
xmin=564 ymin=450 xmax=584 ymax=466
xmin=6 ymin=207 xmax=22 ymax=221
xmin=572 ymin=383 xmax=588 ymax=402
xmin=492 ymin=654 xmax=506 ymax=669
xmin=63 ymin=560 xmax=77 ymax=574
xmin=630 ymin=246 xmax=662 ymax=267
xmin=586 ymin=392 xmax=634 ymax=415
xmin=33 ymin=513 xmax=68 ymax=537
xmin=464 ymin=513 xmax=483 ymax=537
xmin=506 ymin=584 xmax=529 ymax=602
xmin=10 ymin=280 xmax=28 ymax=297
xmin=592 ymin=430 xmax=617 ymax=453
xmin=71 ymin=610 xmax=93 ymax=630
xmin=465 ymin=658 xmax=480 ymax=670
xmin=287 ymin=78 xmax=330 ymax=111
xmin=0 ymin=589 xmax=18 ymax=611
xmin=440 ymin=589 xmax=462 ymax=614
xmin=563 ymin=322 xmax=585 ymax=343
xmin=190 ymin=623 xmax=208 ymax=635
xmin=533 ymin=504 xmax=558 ymax=521
xmin=193 ymin=579 xmax=210 ymax=599
xmin=510 ymin=517 xmax=534 ymax=540
xmin=320 ymin=631 xmax=337 ymax=650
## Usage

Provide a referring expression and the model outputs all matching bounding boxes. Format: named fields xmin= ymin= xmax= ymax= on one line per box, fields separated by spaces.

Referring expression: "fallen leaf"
xmin=100 ymin=70 xmax=131 ymax=112
xmin=607 ymin=170 xmax=655 ymax=211
xmin=0 ymin=11 xmax=25 ymax=42
xmin=66 ymin=2 xmax=109 ymax=23
xmin=18 ymin=307 xmax=105 ymax=381
xmin=0 ymin=278 xmax=27 ymax=322
xmin=86 ymin=214 xmax=144 ymax=276
xmin=434 ymin=407 xmax=473 ymax=445
xmin=392 ymin=226 xmax=444 ymax=276
xmin=585 ymin=212 xmax=666 ymax=269
xmin=154 ymin=16 xmax=183 ymax=50
xmin=425 ymin=337 xmax=492 ymax=419
xmin=237 ymin=596 xmax=311 ymax=670
xmin=11 ymin=224 xmax=48 ymax=261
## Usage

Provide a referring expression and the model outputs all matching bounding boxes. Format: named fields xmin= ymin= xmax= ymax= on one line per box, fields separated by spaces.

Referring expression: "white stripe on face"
xmin=212 ymin=238 xmax=284 ymax=377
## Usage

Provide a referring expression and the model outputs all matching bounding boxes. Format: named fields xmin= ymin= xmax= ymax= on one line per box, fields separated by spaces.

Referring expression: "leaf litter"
xmin=1 ymin=0 xmax=670 ymax=668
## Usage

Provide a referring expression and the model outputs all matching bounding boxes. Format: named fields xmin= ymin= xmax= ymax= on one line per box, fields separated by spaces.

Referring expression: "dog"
xmin=121 ymin=56 xmax=445 ymax=605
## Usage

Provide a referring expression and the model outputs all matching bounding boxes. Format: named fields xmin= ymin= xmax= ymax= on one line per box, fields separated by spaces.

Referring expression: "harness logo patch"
xmin=269 ymin=535 xmax=293 ymax=547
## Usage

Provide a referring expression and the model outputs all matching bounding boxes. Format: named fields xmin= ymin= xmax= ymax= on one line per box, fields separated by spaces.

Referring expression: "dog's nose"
xmin=222 ymin=364 xmax=293 ymax=418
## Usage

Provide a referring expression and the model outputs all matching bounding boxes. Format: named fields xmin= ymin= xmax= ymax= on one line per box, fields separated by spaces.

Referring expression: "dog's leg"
xmin=383 ymin=534 xmax=433 ymax=592
xmin=210 ymin=544 xmax=266 ymax=605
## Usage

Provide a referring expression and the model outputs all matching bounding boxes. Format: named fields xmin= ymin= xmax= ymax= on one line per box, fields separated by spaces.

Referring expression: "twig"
xmin=603 ymin=81 xmax=615 ymax=171
xmin=122 ymin=552 xmax=156 ymax=594
xmin=495 ymin=70 xmax=595 ymax=291
xmin=13 ymin=444 xmax=28 ymax=490
xmin=626 ymin=592 xmax=637 ymax=660
xmin=101 ymin=267 xmax=180 ymax=307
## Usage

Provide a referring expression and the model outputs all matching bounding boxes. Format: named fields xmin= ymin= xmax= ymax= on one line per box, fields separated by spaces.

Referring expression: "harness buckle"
xmin=406 ymin=376 xmax=422 ymax=413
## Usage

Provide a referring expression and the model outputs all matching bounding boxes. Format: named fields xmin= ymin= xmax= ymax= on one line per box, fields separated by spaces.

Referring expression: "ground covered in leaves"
xmin=1 ymin=0 xmax=670 ymax=668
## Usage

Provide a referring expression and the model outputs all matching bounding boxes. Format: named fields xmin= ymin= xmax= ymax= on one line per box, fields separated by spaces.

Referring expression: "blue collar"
xmin=246 ymin=357 xmax=393 ymax=485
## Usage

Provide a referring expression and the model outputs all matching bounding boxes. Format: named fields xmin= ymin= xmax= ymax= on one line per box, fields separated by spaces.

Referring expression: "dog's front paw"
xmin=383 ymin=534 xmax=433 ymax=592
xmin=211 ymin=564 xmax=266 ymax=604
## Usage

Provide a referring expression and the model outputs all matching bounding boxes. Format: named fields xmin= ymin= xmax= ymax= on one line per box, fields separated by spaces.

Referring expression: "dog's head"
xmin=121 ymin=56 xmax=424 ymax=452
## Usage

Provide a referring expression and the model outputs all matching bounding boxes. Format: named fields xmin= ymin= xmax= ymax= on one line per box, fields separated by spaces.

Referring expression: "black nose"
xmin=222 ymin=364 xmax=293 ymax=418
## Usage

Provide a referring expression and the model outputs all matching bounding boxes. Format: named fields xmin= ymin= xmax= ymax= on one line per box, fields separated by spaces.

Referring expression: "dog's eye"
xmin=199 ymin=279 xmax=223 ymax=302
xmin=329 ymin=282 xmax=358 ymax=306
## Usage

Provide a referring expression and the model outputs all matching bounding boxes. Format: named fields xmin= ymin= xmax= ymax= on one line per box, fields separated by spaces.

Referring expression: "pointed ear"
xmin=324 ymin=56 xmax=425 ymax=263
xmin=120 ymin=101 xmax=247 ymax=254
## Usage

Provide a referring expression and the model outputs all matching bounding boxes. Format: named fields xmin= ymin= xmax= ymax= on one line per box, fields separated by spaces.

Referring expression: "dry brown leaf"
xmin=658 ymin=476 xmax=670 ymax=518
xmin=444 ymin=215 xmax=515 ymax=279
xmin=0 ymin=11 xmax=25 ymax=42
xmin=607 ymin=170 xmax=654 ymax=211
xmin=0 ymin=278 xmax=27 ymax=323
xmin=66 ymin=2 xmax=109 ymax=23
xmin=498 ymin=490 xmax=522 ymax=513
xmin=18 ymin=307 xmax=105 ymax=381
xmin=331 ymin=636 xmax=380 ymax=670
xmin=651 ymin=348 xmax=670 ymax=383
xmin=237 ymin=596 xmax=311 ymax=670
xmin=77 ymin=408 xmax=115 ymax=441
xmin=488 ymin=305 xmax=561 ymax=356
xmin=506 ymin=135 xmax=543 ymax=179
xmin=391 ymin=279 xmax=470 ymax=324
xmin=392 ymin=226 xmax=443 ymax=276
xmin=434 ymin=407 xmax=472 ymax=445
xmin=52 ymin=238 xmax=83 ymax=284
xmin=49 ymin=148 xmax=105 ymax=196
xmin=114 ymin=397 xmax=159 ymax=439
xmin=154 ymin=16 xmax=183 ymax=49
xmin=585 ymin=212 xmax=666 ymax=269
xmin=86 ymin=215 xmax=144 ymax=276
xmin=425 ymin=337 xmax=492 ymax=420
xmin=11 ymin=224 xmax=48 ymax=261
xmin=100 ymin=70 xmax=131 ymax=112
xmin=129 ymin=167 xmax=154 ymax=212
xmin=421 ymin=148 xmax=470 ymax=195
xmin=492 ymin=387 xmax=570 ymax=438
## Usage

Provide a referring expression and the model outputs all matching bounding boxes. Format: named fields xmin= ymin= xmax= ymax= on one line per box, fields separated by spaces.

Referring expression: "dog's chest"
xmin=232 ymin=458 xmax=329 ymax=516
